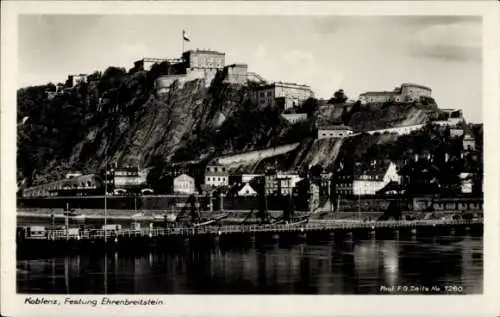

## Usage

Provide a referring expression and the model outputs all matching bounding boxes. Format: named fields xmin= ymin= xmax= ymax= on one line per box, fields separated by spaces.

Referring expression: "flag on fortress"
xmin=183 ymin=30 xmax=190 ymax=42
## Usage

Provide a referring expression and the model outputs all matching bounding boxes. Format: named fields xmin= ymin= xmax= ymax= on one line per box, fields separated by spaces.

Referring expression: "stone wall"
xmin=223 ymin=64 xmax=248 ymax=85
xmin=155 ymin=70 xmax=206 ymax=94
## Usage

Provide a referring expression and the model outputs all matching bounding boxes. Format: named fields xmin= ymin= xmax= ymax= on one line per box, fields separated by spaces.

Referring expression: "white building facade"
xmin=205 ymin=165 xmax=229 ymax=188
xmin=173 ymin=174 xmax=196 ymax=194
xmin=352 ymin=162 xmax=401 ymax=196
xmin=250 ymin=82 xmax=314 ymax=110
xmin=359 ymin=83 xmax=432 ymax=104
xmin=317 ymin=125 xmax=354 ymax=139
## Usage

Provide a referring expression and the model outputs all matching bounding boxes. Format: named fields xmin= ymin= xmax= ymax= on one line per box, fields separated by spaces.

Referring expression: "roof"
xmin=24 ymin=174 xmax=103 ymax=192
xmin=184 ymin=49 xmax=225 ymax=56
xmin=238 ymin=183 xmax=257 ymax=193
xmin=318 ymin=124 xmax=353 ymax=131
xmin=253 ymin=82 xmax=312 ymax=90
xmin=225 ymin=63 xmax=248 ymax=68
xmin=376 ymin=181 xmax=405 ymax=194
xmin=359 ymin=91 xmax=397 ymax=96
xmin=174 ymin=173 xmax=194 ymax=180
xmin=401 ymin=83 xmax=432 ymax=91
xmin=114 ymin=167 xmax=138 ymax=172
xmin=353 ymin=161 xmax=393 ymax=180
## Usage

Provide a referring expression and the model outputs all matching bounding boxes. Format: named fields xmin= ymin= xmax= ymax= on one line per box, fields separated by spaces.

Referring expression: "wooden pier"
xmin=19 ymin=219 xmax=482 ymax=241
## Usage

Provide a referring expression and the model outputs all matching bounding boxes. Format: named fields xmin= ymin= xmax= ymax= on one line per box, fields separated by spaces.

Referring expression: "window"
xmin=260 ymin=92 xmax=265 ymax=97
xmin=260 ymin=100 xmax=265 ymax=104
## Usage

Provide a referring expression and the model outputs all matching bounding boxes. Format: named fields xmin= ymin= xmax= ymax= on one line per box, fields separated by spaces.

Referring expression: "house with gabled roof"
xmin=352 ymin=161 xmax=401 ymax=196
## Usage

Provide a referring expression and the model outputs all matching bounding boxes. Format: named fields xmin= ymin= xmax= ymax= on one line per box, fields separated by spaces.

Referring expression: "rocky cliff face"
xmin=17 ymin=65 xmax=449 ymax=187
xmin=17 ymin=69 xmax=306 ymax=185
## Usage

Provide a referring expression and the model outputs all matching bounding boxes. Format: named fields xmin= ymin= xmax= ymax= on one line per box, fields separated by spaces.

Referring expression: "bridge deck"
xmin=21 ymin=219 xmax=482 ymax=241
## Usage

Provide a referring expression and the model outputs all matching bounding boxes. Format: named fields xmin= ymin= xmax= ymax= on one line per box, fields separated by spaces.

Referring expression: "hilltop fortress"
xmin=134 ymin=49 xmax=314 ymax=111
xmin=135 ymin=49 xmax=267 ymax=93
xmin=359 ymin=83 xmax=432 ymax=104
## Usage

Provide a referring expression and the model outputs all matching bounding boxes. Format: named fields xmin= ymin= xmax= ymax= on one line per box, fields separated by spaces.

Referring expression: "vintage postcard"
xmin=1 ymin=1 xmax=499 ymax=317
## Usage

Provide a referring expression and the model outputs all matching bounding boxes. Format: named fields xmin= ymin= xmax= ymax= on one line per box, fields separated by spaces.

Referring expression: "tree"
xmin=98 ymin=67 xmax=127 ymax=93
xmin=301 ymin=97 xmax=319 ymax=117
xmin=341 ymin=105 xmax=350 ymax=125
xmin=329 ymin=89 xmax=348 ymax=104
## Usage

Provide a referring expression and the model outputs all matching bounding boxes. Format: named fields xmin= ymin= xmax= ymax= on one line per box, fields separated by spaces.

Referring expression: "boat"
xmin=72 ymin=214 xmax=86 ymax=221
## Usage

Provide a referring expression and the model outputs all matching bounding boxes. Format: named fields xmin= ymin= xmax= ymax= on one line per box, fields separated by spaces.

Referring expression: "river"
xmin=17 ymin=234 xmax=482 ymax=294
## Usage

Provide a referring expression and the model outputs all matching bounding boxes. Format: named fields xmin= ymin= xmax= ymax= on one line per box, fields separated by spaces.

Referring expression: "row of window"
xmin=206 ymin=177 xmax=227 ymax=182
xmin=259 ymin=91 xmax=274 ymax=97
xmin=207 ymin=167 xmax=227 ymax=173
xmin=319 ymin=132 xmax=351 ymax=138
xmin=115 ymin=171 xmax=138 ymax=176
xmin=357 ymin=175 xmax=383 ymax=181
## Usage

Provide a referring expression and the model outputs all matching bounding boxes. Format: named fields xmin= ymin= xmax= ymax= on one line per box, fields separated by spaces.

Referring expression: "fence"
xmin=21 ymin=219 xmax=481 ymax=241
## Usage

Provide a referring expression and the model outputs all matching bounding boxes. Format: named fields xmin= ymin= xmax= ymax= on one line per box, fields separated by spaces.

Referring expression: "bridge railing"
xmin=22 ymin=219 xmax=481 ymax=240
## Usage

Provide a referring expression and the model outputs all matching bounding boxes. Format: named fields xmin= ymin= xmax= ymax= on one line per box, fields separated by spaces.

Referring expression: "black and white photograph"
xmin=1 ymin=1 xmax=499 ymax=317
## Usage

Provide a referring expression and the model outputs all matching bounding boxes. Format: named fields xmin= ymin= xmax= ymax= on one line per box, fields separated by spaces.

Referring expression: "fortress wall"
xmin=216 ymin=143 xmax=300 ymax=166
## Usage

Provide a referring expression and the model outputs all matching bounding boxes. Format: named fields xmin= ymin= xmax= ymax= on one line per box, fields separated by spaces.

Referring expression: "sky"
xmin=18 ymin=15 xmax=482 ymax=122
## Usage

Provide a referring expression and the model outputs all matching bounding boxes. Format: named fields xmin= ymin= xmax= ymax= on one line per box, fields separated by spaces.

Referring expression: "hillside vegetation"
xmin=17 ymin=66 xmax=308 ymax=185
xmin=17 ymin=64 xmax=481 ymax=196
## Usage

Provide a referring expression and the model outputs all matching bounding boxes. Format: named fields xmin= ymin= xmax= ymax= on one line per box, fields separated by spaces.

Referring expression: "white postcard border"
xmin=2 ymin=2 xmax=499 ymax=317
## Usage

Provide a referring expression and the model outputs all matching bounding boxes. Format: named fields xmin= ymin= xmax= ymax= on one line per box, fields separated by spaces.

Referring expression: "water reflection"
xmin=17 ymin=236 xmax=483 ymax=294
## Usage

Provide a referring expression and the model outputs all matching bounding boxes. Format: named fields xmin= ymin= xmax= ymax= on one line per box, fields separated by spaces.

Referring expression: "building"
xmin=317 ymin=125 xmax=354 ymax=139
xmin=22 ymin=174 xmax=102 ymax=198
xmin=463 ymin=133 xmax=476 ymax=151
xmin=264 ymin=170 xmax=302 ymax=196
xmin=241 ymin=173 xmax=264 ymax=183
xmin=250 ymin=82 xmax=314 ymax=110
xmin=366 ymin=124 xmax=424 ymax=136
xmin=281 ymin=113 xmax=308 ymax=124
xmin=431 ymin=117 xmax=465 ymax=127
xmin=173 ymin=174 xmax=196 ymax=194
xmin=223 ymin=64 xmax=248 ymax=85
xmin=182 ymin=49 xmax=226 ymax=86
xmin=450 ymin=128 xmax=465 ymax=138
xmin=237 ymin=183 xmax=258 ymax=196
xmin=65 ymin=171 xmax=83 ymax=179
xmin=359 ymin=83 xmax=432 ymax=104
xmin=460 ymin=173 xmax=474 ymax=194
xmin=153 ymin=49 xmax=226 ymax=94
xmin=112 ymin=167 xmax=147 ymax=190
xmin=205 ymin=164 xmax=229 ymax=188
xmin=352 ymin=161 xmax=401 ymax=196
xmin=440 ymin=109 xmax=463 ymax=118
xmin=66 ymin=74 xmax=88 ymax=87
xmin=293 ymin=178 xmax=320 ymax=211
xmin=134 ymin=58 xmax=184 ymax=71
xmin=334 ymin=173 xmax=354 ymax=196
xmin=359 ymin=91 xmax=398 ymax=104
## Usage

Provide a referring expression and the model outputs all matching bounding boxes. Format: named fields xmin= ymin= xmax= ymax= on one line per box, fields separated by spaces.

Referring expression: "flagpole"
xmin=182 ymin=30 xmax=184 ymax=55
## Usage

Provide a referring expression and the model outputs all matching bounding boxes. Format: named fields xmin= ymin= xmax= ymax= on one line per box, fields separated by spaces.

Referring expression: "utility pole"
xmin=358 ymin=192 xmax=361 ymax=220
xmin=220 ymin=193 xmax=224 ymax=211
xmin=65 ymin=202 xmax=69 ymax=241
xmin=104 ymin=157 xmax=108 ymax=243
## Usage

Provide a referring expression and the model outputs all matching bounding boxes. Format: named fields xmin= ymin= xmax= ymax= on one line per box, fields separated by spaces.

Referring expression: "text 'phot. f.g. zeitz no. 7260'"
xmin=16 ymin=14 xmax=483 ymax=295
